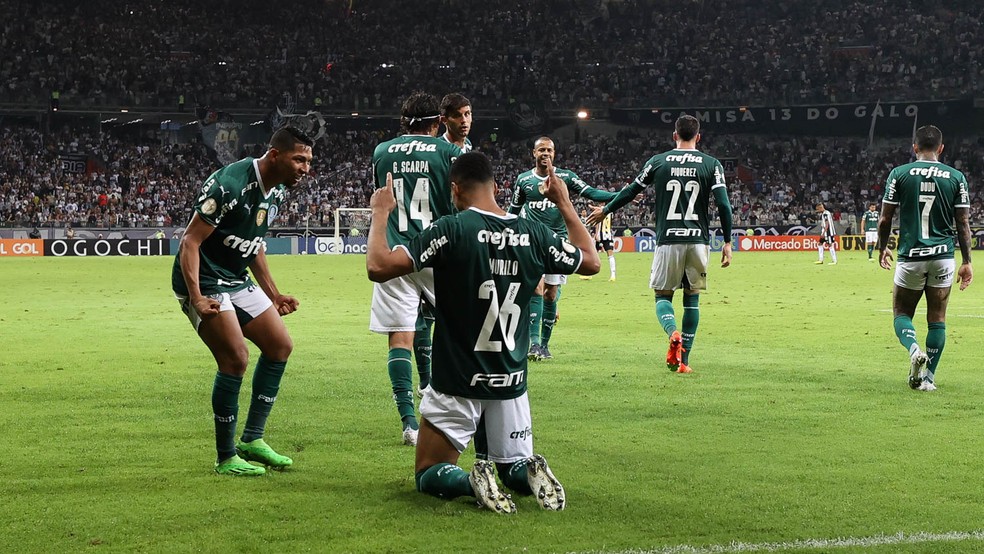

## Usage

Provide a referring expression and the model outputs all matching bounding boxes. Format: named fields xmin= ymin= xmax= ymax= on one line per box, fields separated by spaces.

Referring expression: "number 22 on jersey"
xmin=391 ymin=177 xmax=433 ymax=231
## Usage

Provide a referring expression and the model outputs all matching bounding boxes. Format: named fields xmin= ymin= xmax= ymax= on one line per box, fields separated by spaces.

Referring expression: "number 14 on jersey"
xmin=392 ymin=177 xmax=433 ymax=231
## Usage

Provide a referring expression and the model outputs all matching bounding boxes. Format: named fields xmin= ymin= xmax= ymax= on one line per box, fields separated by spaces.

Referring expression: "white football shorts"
xmin=649 ymin=243 xmax=709 ymax=291
xmin=895 ymin=258 xmax=956 ymax=289
xmin=419 ymin=387 xmax=533 ymax=463
xmin=543 ymin=273 xmax=568 ymax=286
xmin=370 ymin=267 xmax=436 ymax=333
xmin=865 ymin=230 xmax=878 ymax=243
xmin=176 ymin=285 xmax=273 ymax=331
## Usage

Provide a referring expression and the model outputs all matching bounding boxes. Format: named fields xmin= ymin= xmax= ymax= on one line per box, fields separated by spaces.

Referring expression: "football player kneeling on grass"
xmin=367 ymin=152 xmax=600 ymax=512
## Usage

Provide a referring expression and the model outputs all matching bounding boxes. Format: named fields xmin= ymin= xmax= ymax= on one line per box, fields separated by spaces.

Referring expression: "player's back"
xmin=645 ymin=149 xmax=725 ymax=245
xmin=884 ymin=160 xmax=970 ymax=261
xmin=425 ymin=208 xmax=575 ymax=398
xmin=372 ymin=134 xmax=461 ymax=246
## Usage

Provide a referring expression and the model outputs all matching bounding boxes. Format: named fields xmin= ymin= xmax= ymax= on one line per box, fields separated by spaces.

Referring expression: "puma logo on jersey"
xmin=666 ymin=153 xmax=704 ymax=163
xmin=387 ymin=140 xmax=438 ymax=155
xmin=909 ymin=166 xmax=951 ymax=179
xmin=223 ymin=234 xmax=266 ymax=258
xmin=477 ymin=228 xmax=530 ymax=250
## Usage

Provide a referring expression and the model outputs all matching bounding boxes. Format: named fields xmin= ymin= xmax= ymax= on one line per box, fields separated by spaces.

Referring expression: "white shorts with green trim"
xmin=420 ymin=388 xmax=533 ymax=463
xmin=649 ymin=243 xmax=709 ymax=291
xmin=895 ymin=258 xmax=955 ymax=289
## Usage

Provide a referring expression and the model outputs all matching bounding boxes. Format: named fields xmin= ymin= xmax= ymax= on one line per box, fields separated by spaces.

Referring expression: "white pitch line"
xmin=576 ymin=530 xmax=984 ymax=554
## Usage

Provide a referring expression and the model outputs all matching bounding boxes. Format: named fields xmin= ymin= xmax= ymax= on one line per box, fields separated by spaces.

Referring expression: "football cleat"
xmin=609 ymin=276 xmax=616 ymax=282
xmin=908 ymin=349 xmax=928 ymax=390
xmin=827 ymin=261 xmax=837 ymax=265
xmin=666 ymin=331 xmax=683 ymax=372
xmin=539 ymin=345 xmax=553 ymax=360
xmin=526 ymin=454 xmax=565 ymax=511
xmin=918 ymin=380 xmax=937 ymax=392
xmin=676 ymin=363 xmax=693 ymax=374
xmin=470 ymin=460 xmax=516 ymax=514
xmin=215 ymin=454 xmax=266 ymax=476
xmin=236 ymin=438 xmax=293 ymax=468
xmin=578 ymin=275 xmax=593 ymax=281
xmin=814 ymin=260 xmax=824 ymax=264
xmin=402 ymin=427 xmax=418 ymax=446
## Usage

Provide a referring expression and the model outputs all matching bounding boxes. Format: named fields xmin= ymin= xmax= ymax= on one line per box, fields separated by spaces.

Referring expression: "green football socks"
xmin=416 ymin=463 xmax=474 ymax=499
xmin=499 ymin=460 xmax=533 ymax=495
xmin=388 ymin=348 xmax=417 ymax=430
xmin=413 ymin=315 xmax=433 ymax=390
xmin=541 ymin=298 xmax=558 ymax=348
xmin=212 ymin=372 xmax=243 ymax=463
xmin=867 ymin=245 xmax=874 ymax=259
xmin=529 ymin=294 xmax=544 ymax=345
xmin=241 ymin=355 xmax=286 ymax=443
xmin=655 ymin=295 xmax=677 ymax=336
xmin=893 ymin=315 xmax=919 ymax=353
xmin=925 ymin=322 xmax=946 ymax=378
xmin=681 ymin=294 xmax=700 ymax=365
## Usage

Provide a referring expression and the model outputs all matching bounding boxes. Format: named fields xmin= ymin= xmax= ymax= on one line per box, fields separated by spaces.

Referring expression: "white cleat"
xmin=402 ymin=427 xmax=418 ymax=446
xmin=908 ymin=350 xmax=928 ymax=390
xmin=918 ymin=380 xmax=937 ymax=392
xmin=469 ymin=460 xmax=516 ymax=514
xmin=526 ymin=454 xmax=566 ymax=511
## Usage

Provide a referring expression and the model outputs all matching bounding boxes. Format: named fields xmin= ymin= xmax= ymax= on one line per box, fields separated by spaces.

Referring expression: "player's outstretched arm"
xmin=179 ymin=213 xmax=221 ymax=316
xmin=586 ymin=181 xmax=642 ymax=226
xmin=367 ymin=172 xmax=415 ymax=282
xmin=249 ymin=247 xmax=298 ymax=316
xmin=543 ymin=161 xmax=600 ymax=275
xmin=876 ymin=202 xmax=896 ymax=270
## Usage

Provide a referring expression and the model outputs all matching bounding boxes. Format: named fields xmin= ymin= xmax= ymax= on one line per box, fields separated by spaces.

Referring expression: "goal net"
xmin=334 ymin=207 xmax=373 ymax=241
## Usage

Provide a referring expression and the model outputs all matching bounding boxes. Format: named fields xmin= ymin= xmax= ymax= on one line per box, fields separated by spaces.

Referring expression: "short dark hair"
xmin=914 ymin=125 xmax=943 ymax=152
xmin=675 ymin=115 xmax=700 ymax=141
xmin=270 ymin=126 xmax=313 ymax=151
xmin=450 ymin=152 xmax=494 ymax=190
xmin=400 ymin=91 xmax=441 ymax=133
xmin=440 ymin=93 xmax=471 ymax=116
xmin=532 ymin=136 xmax=554 ymax=149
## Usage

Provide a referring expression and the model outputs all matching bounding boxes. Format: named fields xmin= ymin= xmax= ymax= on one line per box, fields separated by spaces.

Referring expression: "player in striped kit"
xmin=815 ymin=203 xmax=838 ymax=265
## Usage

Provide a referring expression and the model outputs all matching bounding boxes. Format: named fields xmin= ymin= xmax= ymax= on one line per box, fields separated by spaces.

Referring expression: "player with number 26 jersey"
xmin=404 ymin=209 xmax=582 ymax=399
xmin=372 ymin=134 xmax=462 ymax=247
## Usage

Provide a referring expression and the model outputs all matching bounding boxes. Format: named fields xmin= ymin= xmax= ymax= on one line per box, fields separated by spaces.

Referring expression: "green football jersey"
xmin=372 ymin=134 xmax=462 ymax=247
xmin=630 ymin=149 xmax=726 ymax=245
xmin=441 ymin=132 xmax=473 ymax=152
xmin=883 ymin=160 xmax=970 ymax=262
xmin=172 ymin=158 xmax=287 ymax=295
xmin=862 ymin=209 xmax=879 ymax=231
xmin=404 ymin=208 xmax=583 ymax=399
xmin=508 ymin=167 xmax=616 ymax=236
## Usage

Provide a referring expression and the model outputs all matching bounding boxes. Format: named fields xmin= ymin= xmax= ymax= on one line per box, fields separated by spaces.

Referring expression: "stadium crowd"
xmin=2 ymin=123 xmax=981 ymax=232
xmin=0 ymin=0 xmax=981 ymax=111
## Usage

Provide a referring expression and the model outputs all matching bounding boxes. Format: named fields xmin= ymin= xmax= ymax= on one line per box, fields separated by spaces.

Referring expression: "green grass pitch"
xmin=3 ymin=251 xmax=983 ymax=553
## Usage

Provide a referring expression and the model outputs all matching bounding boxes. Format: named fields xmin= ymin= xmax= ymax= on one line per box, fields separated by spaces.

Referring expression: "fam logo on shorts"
xmin=201 ymin=198 xmax=218 ymax=215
